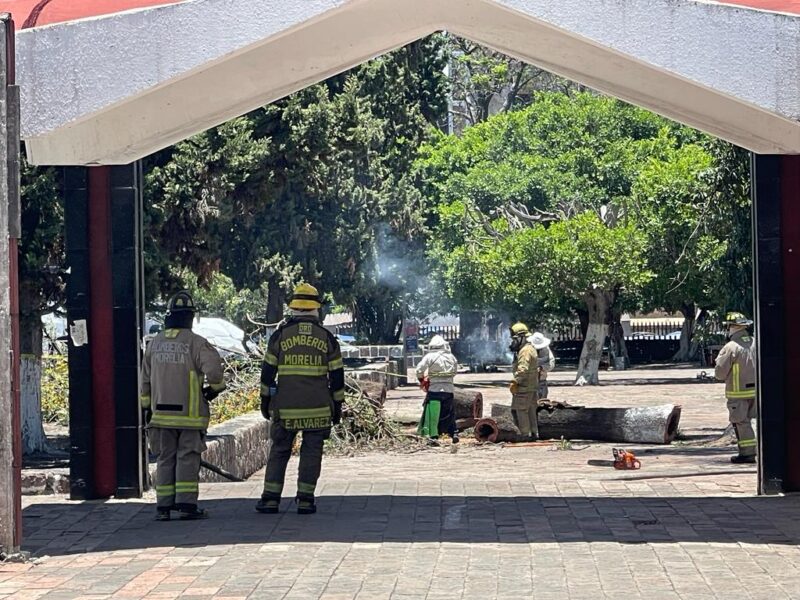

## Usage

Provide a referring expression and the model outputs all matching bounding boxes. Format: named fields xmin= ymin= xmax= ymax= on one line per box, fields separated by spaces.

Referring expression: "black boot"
xmin=175 ymin=503 xmax=209 ymax=520
xmin=296 ymin=493 xmax=316 ymax=515
xmin=255 ymin=493 xmax=280 ymax=514
xmin=155 ymin=507 xmax=172 ymax=522
xmin=731 ymin=454 xmax=756 ymax=464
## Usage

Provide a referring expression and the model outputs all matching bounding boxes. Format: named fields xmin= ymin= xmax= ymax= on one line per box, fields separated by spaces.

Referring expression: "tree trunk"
xmin=672 ymin=303 xmax=696 ymax=362
xmin=608 ymin=304 xmax=628 ymax=366
xmin=20 ymin=310 xmax=47 ymax=454
xmin=489 ymin=403 xmax=682 ymax=444
xmin=266 ymin=277 xmax=284 ymax=324
xmin=348 ymin=380 xmax=386 ymax=408
xmin=453 ymin=390 xmax=483 ymax=420
xmin=575 ymin=290 xmax=608 ymax=385
xmin=576 ymin=308 xmax=588 ymax=340
xmin=688 ymin=308 xmax=708 ymax=361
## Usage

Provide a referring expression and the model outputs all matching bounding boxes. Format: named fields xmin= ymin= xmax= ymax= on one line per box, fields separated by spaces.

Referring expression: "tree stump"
xmin=346 ymin=379 xmax=386 ymax=408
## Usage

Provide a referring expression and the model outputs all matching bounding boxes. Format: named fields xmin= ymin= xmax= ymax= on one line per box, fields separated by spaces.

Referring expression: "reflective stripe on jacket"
xmin=140 ymin=328 xmax=225 ymax=430
xmin=512 ymin=343 xmax=539 ymax=394
xmin=715 ymin=331 xmax=756 ymax=400
xmin=415 ymin=350 xmax=458 ymax=393
xmin=260 ymin=316 xmax=345 ymax=430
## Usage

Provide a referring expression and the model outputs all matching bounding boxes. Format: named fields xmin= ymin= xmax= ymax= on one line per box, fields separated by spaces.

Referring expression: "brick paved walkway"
xmin=4 ymin=368 xmax=800 ymax=600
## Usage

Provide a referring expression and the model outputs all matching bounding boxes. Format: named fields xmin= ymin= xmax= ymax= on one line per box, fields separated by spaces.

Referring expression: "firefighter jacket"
xmin=140 ymin=328 xmax=226 ymax=430
xmin=714 ymin=330 xmax=756 ymax=400
xmin=261 ymin=315 xmax=345 ymax=431
xmin=537 ymin=347 xmax=556 ymax=382
xmin=512 ymin=342 xmax=539 ymax=394
xmin=416 ymin=350 xmax=458 ymax=394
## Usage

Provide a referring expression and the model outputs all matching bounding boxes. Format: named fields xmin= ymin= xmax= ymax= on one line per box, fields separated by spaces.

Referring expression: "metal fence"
xmin=419 ymin=325 xmax=459 ymax=341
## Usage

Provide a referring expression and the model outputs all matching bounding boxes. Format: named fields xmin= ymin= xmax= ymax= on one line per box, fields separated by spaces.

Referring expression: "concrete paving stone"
xmin=12 ymin=369 xmax=800 ymax=599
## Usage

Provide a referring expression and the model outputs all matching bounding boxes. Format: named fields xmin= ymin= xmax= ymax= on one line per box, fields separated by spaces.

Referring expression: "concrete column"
xmin=64 ymin=163 xmax=145 ymax=499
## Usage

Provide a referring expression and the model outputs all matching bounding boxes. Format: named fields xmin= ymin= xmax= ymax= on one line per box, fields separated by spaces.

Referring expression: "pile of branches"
xmin=215 ymin=356 xmax=421 ymax=454
xmin=327 ymin=376 xmax=420 ymax=456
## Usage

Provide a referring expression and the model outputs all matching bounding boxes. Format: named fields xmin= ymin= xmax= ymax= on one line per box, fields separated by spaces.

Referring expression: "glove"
xmin=332 ymin=401 xmax=343 ymax=425
xmin=203 ymin=386 xmax=221 ymax=402
xmin=142 ymin=408 xmax=152 ymax=425
xmin=509 ymin=381 xmax=519 ymax=394
xmin=260 ymin=395 xmax=271 ymax=420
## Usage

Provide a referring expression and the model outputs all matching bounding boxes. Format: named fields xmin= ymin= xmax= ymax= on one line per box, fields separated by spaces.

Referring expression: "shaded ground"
xmin=4 ymin=365 xmax=794 ymax=600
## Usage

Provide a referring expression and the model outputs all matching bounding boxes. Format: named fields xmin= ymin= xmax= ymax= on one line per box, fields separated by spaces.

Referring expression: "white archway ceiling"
xmin=14 ymin=0 xmax=800 ymax=164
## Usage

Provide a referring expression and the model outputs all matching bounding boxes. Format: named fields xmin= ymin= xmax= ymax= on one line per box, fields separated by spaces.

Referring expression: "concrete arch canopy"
xmin=9 ymin=0 xmax=800 ymax=164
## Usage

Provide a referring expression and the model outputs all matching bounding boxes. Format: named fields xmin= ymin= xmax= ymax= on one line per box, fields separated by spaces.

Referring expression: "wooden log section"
xmin=474 ymin=416 xmax=527 ymax=443
xmin=486 ymin=403 xmax=682 ymax=444
xmin=453 ymin=390 xmax=483 ymax=420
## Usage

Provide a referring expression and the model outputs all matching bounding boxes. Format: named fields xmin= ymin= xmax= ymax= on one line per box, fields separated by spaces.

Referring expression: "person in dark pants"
xmin=255 ymin=283 xmax=345 ymax=515
xmin=416 ymin=335 xmax=459 ymax=445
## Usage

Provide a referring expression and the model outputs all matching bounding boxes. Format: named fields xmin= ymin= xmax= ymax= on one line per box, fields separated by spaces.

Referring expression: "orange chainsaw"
xmin=612 ymin=448 xmax=641 ymax=470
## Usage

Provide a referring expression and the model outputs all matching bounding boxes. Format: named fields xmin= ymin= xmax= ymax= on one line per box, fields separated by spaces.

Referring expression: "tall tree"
xmin=19 ymin=153 xmax=64 ymax=453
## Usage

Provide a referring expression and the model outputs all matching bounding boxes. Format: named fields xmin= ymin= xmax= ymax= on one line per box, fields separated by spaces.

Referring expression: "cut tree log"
xmin=488 ymin=403 xmax=682 ymax=444
xmin=453 ymin=390 xmax=483 ymax=420
xmin=455 ymin=417 xmax=478 ymax=431
xmin=474 ymin=416 xmax=527 ymax=443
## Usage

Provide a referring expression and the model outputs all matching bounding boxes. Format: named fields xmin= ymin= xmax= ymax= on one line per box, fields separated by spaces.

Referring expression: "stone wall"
xmin=200 ymin=413 xmax=269 ymax=483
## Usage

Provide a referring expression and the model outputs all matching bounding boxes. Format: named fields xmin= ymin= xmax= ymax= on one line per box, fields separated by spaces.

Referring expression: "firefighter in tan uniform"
xmin=714 ymin=312 xmax=757 ymax=464
xmin=140 ymin=291 xmax=226 ymax=521
xmin=255 ymin=283 xmax=345 ymax=515
xmin=509 ymin=322 xmax=540 ymax=440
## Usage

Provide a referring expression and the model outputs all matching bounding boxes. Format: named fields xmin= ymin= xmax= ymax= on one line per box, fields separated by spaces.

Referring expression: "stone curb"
xmin=23 ymin=412 xmax=270 ymax=494
xmin=199 ymin=411 xmax=270 ymax=483
xmin=20 ymin=469 xmax=70 ymax=495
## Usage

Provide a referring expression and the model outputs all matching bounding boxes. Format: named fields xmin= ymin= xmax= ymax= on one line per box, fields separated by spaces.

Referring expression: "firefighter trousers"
xmin=148 ymin=427 xmax=207 ymax=508
xmin=511 ymin=392 xmax=539 ymax=438
xmin=727 ymin=397 xmax=757 ymax=457
xmin=263 ymin=421 xmax=330 ymax=499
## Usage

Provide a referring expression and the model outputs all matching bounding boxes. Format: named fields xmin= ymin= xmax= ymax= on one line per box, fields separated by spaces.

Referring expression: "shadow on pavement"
xmin=22 ymin=493 xmax=800 ymax=556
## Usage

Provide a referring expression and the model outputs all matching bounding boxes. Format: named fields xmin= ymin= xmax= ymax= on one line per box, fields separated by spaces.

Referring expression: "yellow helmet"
xmin=510 ymin=322 xmax=529 ymax=336
xmin=288 ymin=282 xmax=322 ymax=310
xmin=724 ymin=312 xmax=753 ymax=326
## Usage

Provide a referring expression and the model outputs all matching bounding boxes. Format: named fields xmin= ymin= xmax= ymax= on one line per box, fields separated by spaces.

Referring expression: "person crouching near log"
xmin=714 ymin=312 xmax=757 ymax=464
xmin=529 ymin=332 xmax=555 ymax=400
xmin=416 ymin=335 xmax=459 ymax=445
xmin=509 ymin=323 xmax=540 ymax=440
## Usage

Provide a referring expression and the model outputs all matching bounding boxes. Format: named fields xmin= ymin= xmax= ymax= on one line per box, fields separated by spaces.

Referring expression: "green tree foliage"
xmin=19 ymin=153 xmax=63 ymax=355
xmin=144 ymin=36 xmax=448 ymax=342
xmin=446 ymin=36 xmax=579 ymax=130
xmin=420 ymin=90 xmax=750 ymax=377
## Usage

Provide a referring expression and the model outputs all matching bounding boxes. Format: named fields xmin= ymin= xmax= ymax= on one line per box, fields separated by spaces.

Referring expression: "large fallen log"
xmin=487 ymin=403 xmax=682 ymax=444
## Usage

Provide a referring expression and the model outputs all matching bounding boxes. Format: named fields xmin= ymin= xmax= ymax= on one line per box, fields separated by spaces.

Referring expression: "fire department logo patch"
xmin=299 ymin=323 xmax=312 ymax=335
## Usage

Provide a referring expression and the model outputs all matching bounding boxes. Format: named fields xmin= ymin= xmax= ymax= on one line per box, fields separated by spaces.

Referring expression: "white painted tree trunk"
xmin=21 ymin=356 xmax=47 ymax=454
xmin=575 ymin=290 xmax=608 ymax=385
xmin=672 ymin=304 xmax=695 ymax=362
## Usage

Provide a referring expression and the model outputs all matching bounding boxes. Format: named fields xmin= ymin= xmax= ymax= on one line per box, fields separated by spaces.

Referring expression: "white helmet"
xmin=428 ymin=335 xmax=447 ymax=350
xmin=529 ymin=332 xmax=551 ymax=350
